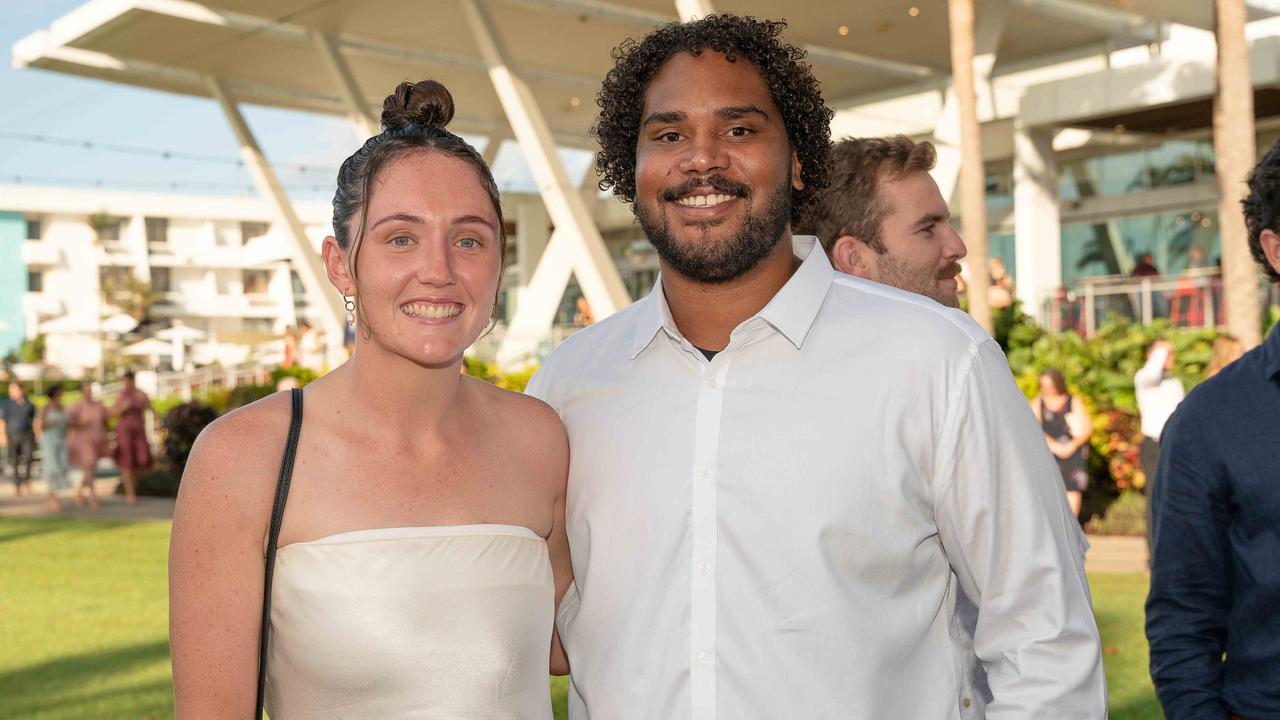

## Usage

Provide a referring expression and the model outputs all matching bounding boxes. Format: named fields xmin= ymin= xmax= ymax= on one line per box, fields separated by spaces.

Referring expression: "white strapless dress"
xmin=264 ymin=524 xmax=554 ymax=719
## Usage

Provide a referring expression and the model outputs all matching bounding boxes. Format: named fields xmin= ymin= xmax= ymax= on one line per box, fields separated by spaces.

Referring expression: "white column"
xmin=1013 ymin=121 xmax=1061 ymax=317
xmin=459 ymin=0 xmax=632 ymax=367
xmin=312 ymin=31 xmax=379 ymax=138
xmin=932 ymin=0 xmax=1011 ymax=203
xmin=208 ymin=77 xmax=347 ymax=369
xmin=675 ymin=0 xmax=715 ymax=22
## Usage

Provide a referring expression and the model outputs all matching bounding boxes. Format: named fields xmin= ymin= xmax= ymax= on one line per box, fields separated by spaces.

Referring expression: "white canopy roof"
xmin=15 ymin=0 xmax=1273 ymax=146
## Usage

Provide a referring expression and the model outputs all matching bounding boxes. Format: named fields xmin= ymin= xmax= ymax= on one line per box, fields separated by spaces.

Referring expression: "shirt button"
xmin=963 ymin=698 xmax=972 ymax=709
xmin=700 ymin=466 xmax=712 ymax=479
xmin=707 ymin=376 xmax=719 ymax=389
xmin=698 ymin=560 xmax=712 ymax=576
xmin=695 ymin=651 xmax=712 ymax=667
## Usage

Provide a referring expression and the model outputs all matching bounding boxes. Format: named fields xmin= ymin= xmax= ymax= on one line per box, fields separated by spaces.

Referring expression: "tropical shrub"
xmin=160 ymin=401 xmax=218 ymax=476
xmin=1004 ymin=313 xmax=1218 ymax=523
xmin=226 ymin=384 xmax=275 ymax=410
xmin=1084 ymin=490 xmax=1147 ymax=537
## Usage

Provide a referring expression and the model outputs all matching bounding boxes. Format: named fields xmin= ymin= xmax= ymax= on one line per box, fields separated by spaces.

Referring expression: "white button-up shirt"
xmin=1134 ymin=346 xmax=1185 ymax=440
xmin=528 ymin=237 xmax=1105 ymax=719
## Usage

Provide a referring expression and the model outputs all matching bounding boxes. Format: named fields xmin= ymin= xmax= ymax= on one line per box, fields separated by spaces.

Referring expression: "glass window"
xmin=93 ymin=215 xmax=124 ymax=242
xmin=1197 ymin=141 xmax=1216 ymax=182
xmin=1061 ymin=210 xmax=1219 ymax=286
xmin=145 ymin=217 xmax=169 ymax=247
xmin=1160 ymin=209 xmax=1219 ymax=274
xmin=1099 ymin=151 xmax=1147 ymax=196
xmin=27 ymin=271 xmax=42 ymax=292
xmin=1059 ymin=156 xmax=1101 ymax=201
xmin=243 ymin=269 xmax=271 ymax=294
xmin=985 ymin=169 xmax=1013 ymax=211
xmin=1146 ymin=141 xmax=1198 ymax=188
xmin=151 ymin=267 xmax=172 ymax=293
xmin=241 ymin=221 xmax=270 ymax=242
xmin=25 ymin=217 xmax=41 ymax=240
xmin=1061 ymin=222 xmax=1118 ymax=284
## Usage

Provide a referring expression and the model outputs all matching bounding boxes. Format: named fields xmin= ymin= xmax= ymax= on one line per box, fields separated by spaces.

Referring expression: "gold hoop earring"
xmin=343 ymin=295 xmax=356 ymax=326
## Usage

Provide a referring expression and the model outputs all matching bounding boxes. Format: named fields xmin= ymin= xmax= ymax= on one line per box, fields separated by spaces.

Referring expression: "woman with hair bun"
xmin=170 ymin=80 xmax=571 ymax=718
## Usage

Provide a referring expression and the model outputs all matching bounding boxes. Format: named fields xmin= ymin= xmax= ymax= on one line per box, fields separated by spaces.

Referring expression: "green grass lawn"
xmin=0 ymin=517 xmax=1157 ymax=719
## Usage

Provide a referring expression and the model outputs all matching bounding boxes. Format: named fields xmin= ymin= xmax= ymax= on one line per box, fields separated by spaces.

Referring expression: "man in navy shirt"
xmin=2 ymin=382 xmax=37 ymax=494
xmin=1146 ymin=139 xmax=1280 ymax=720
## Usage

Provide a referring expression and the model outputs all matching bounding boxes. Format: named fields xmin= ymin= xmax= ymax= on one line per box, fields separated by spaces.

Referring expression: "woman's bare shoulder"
xmin=467 ymin=378 xmax=568 ymax=482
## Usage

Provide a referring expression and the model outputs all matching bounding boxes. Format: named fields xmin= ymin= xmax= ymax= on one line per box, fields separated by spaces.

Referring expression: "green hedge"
xmin=1006 ymin=313 xmax=1216 ymax=491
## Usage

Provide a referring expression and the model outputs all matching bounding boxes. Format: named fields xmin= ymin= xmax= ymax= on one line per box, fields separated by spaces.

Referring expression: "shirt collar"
xmin=627 ymin=274 xmax=674 ymax=360
xmin=756 ymin=236 xmax=834 ymax=349
xmin=626 ymin=235 xmax=834 ymax=359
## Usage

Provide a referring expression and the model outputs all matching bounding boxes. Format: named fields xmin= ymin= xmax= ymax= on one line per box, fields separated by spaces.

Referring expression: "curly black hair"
xmin=592 ymin=14 xmax=833 ymax=224
xmin=1242 ymin=138 xmax=1280 ymax=283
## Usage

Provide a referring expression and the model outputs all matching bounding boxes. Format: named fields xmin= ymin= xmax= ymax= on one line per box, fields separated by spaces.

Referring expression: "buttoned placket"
xmin=689 ymin=346 xmax=730 ymax=719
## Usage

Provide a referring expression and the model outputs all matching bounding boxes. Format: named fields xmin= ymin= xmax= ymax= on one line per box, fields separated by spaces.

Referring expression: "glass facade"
xmin=1060 ymin=209 xmax=1218 ymax=285
xmin=1059 ymin=140 xmax=1215 ymax=201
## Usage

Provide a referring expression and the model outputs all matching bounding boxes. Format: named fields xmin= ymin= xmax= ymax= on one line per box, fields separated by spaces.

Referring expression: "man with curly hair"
xmin=528 ymin=14 xmax=1104 ymax=719
xmin=1146 ymin=140 xmax=1280 ymax=720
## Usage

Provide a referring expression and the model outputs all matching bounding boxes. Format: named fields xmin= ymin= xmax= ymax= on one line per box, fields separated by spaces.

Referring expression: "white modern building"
xmin=2 ymin=185 xmax=332 ymax=377
xmin=9 ymin=0 xmax=1280 ymax=366
xmin=0 ymin=183 xmax=652 ymax=377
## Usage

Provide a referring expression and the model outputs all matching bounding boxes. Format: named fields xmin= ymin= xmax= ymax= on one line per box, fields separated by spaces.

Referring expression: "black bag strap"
xmin=255 ymin=387 xmax=303 ymax=719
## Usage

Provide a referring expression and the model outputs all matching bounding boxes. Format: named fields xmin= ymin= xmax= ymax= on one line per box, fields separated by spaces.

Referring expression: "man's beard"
xmin=877 ymin=255 xmax=963 ymax=308
xmin=635 ymin=171 xmax=792 ymax=284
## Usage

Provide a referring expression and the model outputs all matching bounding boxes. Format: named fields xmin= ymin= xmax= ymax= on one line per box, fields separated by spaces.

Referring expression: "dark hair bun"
xmin=381 ymin=80 xmax=455 ymax=131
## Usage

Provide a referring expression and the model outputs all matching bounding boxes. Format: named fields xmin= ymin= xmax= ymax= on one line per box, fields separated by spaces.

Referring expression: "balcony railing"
xmin=1041 ymin=268 xmax=1278 ymax=336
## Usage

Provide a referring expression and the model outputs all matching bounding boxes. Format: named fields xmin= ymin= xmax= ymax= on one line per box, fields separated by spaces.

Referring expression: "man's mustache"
xmin=661 ymin=175 xmax=751 ymax=202
xmin=938 ymin=263 xmax=963 ymax=280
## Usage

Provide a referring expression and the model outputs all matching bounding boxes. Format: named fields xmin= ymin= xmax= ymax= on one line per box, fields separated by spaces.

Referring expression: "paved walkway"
xmin=1084 ymin=534 xmax=1148 ymax=574
xmin=0 ymin=476 xmax=176 ymax=521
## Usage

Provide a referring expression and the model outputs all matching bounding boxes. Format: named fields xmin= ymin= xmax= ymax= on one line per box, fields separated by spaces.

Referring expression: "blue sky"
xmin=0 ymin=0 xmax=588 ymax=202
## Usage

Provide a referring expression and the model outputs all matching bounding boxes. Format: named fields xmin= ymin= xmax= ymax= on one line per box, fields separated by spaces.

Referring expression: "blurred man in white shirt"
xmin=528 ymin=15 xmax=1106 ymax=720
xmin=1135 ymin=339 xmax=1184 ymax=557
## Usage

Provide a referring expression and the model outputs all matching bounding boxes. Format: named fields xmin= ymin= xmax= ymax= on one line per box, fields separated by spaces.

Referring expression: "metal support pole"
xmin=459 ymin=0 xmax=632 ymax=366
xmin=1084 ymin=283 xmax=1096 ymax=337
xmin=312 ymin=31 xmax=379 ymax=138
xmin=208 ymin=76 xmax=348 ymax=369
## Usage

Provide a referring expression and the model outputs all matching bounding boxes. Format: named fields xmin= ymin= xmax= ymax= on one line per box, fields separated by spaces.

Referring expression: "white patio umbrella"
xmin=39 ymin=314 xmax=98 ymax=333
xmin=120 ymin=337 xmax=172 ymax=369
xmin=154 ymin=322 xmax=206 ymax=342
xmin=156 ymin=322 xmax=205 ymax=370
xmin=100 ymin=313 xmax=140 ymax=335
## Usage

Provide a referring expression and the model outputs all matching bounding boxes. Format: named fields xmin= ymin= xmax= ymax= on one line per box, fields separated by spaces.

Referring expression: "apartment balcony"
xmin=151 ymin=293 xmax=283 ymax=319
xmin=94 ymin=242 xmax=141 ymax=265
xmin=21 ymin=239 xmax=60 ymax=266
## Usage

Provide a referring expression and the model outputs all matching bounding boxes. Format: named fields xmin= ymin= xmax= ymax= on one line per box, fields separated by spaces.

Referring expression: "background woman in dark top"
xmin=1030 ymin=369 xmax=1093 ymax=518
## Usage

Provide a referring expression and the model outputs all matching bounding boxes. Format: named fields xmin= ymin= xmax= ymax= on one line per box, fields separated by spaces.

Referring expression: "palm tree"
xmin=949 ymin=0 xmax=993 ymax=334
xmin=1215 ymin=0 xmax=1263 ymax=348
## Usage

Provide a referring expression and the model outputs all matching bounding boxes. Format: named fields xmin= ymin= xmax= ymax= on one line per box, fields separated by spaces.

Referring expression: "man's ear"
xmin=1261 ymin=228 xmax=1280 ymax=277
xmin=791 ymin=149 xmax=804 ymax=191
xmin=830 ymin=235 xmax=875 ymax=279
xmin=322 ymin=236 xmax=355 ymax=296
